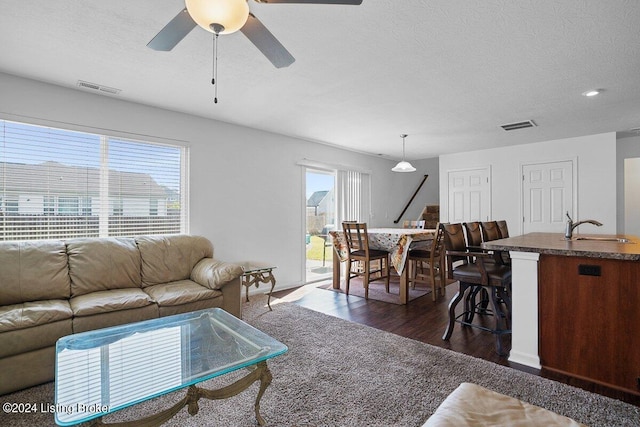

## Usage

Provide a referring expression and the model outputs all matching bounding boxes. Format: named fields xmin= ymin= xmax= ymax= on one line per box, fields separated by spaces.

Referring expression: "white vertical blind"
xmin=337 ymin=169 xmax=370 ymax=224
xmin=0 ymin=119 xmax=187 ymax=241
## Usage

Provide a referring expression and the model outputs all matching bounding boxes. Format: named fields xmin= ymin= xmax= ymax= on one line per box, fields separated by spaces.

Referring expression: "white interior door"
xmin=522 ymin=160 xmax=574 ymax=233
xmin=447 ymin=168 xmax=491 ymax=223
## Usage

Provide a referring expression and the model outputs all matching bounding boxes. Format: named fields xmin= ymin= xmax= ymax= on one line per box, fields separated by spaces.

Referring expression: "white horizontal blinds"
xmin=0 ymin=121 xmax=101 ymax=240
xmin=108 ymin=139 xmax=182 ymax=236
xmin=0 ymin=119 xmax=185 ymax=241
xmin=337 ymin=170 xmax=370 ymax=224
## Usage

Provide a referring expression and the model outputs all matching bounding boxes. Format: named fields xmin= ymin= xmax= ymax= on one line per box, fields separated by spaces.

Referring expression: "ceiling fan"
xmin=148 ymin=0 xmax=363 ymax=68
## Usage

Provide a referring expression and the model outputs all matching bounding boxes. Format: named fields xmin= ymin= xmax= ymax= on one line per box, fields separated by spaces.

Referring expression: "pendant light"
xmin=392 ymin=134 xmax=416 ymax=172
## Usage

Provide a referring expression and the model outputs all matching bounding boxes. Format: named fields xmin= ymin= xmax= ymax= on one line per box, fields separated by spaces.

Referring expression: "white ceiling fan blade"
xmin=240 ymin=13 xmax=295 ymax=68
xmin=147 ymin=9 xmax=197 ymax=51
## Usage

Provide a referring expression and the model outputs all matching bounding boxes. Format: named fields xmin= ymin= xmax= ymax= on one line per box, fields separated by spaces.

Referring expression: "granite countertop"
xmin=481 ymin=232 xmax=640 ymax=261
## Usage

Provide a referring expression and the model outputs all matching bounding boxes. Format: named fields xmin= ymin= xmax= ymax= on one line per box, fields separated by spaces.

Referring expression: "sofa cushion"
xmin=136 ymin=235 xmax=213 ymax=287
xmin=67 ymin=237 xmax=141 ymax=297
xmin=70 ymin=288 xmax=154 ymax=317
xmin=0 ymin=240 xmax=69 ymax=305
xmin=191 ymin=259 xmax=244 ymax=290
xmin=144 ymin=279 xmax=222 ymax=307
xmin=0 ymin=300 xmax=72 ymax=333
xmin=0 ymin=319 xmax=72 ymax=358
xmin=72 ymin=305 xmax=159 ymax=334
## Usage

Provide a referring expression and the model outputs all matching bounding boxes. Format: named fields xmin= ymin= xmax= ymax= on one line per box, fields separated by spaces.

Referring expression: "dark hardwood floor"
xmin=272 ymin=278 xmax=640 ymax=407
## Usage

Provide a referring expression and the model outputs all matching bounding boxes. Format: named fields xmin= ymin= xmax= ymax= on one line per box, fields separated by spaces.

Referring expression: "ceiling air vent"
xmin=500 ymin=120 xmax=537 ymax=131
xmin=77 ymin=80 xmax=121 ymax=95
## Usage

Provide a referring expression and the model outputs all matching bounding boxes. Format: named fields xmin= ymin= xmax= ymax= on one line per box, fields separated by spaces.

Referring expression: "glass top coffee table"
xmin=54 ymin=308 xmax=287 ymax=426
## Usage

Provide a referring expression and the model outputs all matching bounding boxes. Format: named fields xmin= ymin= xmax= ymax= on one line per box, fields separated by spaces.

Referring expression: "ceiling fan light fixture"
xmin=392 ymin=134 xmax=416 ymax=173
xmin=185 ymin=0 xmax=249 ymax=35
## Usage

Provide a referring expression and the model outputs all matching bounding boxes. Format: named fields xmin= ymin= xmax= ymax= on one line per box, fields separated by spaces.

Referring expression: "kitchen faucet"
xmin=564 ymin=212 xmax=603 ymax=239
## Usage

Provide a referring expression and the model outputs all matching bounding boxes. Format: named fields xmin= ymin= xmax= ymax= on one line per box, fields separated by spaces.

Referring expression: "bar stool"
xmin=440 ymin=223 xmax=512 ymax=356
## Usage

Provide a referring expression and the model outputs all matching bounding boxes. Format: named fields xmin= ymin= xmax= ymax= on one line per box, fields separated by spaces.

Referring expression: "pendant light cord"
xmin=401 ymin=134 xmax=407 ymax=161
xmin=212 ymin=33 xmax=219 ymax=104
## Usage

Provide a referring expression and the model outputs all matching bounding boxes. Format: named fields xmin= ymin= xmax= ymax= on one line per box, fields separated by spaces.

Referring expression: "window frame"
xmin=0 ymin=119 xmax=189 ymax=241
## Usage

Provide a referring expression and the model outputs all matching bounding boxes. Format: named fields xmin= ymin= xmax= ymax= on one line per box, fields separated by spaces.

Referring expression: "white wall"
xmin=617 ymin=135 xmax=640 ymax=234
xmin=623 ymin=158 xmax=640 ymax=236
xmin=0 ymin=72 xmax=437 ymax=291
xmin=439 ymin=133 xmax=618 ymax=235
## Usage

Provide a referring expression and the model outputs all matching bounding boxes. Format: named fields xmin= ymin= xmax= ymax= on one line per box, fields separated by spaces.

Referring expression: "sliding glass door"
xmin=305 ymin=169 xmax=336 ymax=283
xmin=304 ymin=166 xmax=371 ymax=283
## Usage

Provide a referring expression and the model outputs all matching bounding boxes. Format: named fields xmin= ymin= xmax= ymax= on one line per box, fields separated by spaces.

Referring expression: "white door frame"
xmin=519 ymin=157 xmax=578 ymax=235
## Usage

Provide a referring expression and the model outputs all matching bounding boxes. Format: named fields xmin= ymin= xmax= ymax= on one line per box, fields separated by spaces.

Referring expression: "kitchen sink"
xmin=573 ymin=237 xmax=631 ymax=243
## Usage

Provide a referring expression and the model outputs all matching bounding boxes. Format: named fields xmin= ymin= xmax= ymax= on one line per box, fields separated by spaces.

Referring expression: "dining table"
xmin=329 ymin=227 xmax=437 ymax=304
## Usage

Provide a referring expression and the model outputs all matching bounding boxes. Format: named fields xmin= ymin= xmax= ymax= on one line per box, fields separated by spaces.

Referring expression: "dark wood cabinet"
xmin=539 ymin=254 xmax=640 ymax=395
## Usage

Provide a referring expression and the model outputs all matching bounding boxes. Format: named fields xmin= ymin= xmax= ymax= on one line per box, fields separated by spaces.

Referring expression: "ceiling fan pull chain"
xmin=212 ymin=32 xmax=219 ymax=104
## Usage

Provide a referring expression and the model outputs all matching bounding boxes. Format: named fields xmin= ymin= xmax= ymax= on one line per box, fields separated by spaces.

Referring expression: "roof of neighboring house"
xmin=307 ymin=190 xmax=329 ymax=207
xmin=0 ymin=161 xmax=168 ymax=197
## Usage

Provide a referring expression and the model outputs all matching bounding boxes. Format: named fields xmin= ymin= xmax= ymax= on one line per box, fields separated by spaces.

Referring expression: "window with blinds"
xmin=0 ymin=119 xmax=187 ymax=241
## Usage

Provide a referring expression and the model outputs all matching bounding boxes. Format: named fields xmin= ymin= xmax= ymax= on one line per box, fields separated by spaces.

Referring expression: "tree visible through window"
xmin=0 ymin=120 xmax=187 ymax=241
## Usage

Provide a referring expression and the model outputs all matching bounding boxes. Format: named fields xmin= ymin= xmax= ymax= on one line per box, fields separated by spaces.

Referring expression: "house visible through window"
xmin=58 ymin=196 xmax=79 ymax=215
xmin=0 ymin=119 xmax=188 ymax=241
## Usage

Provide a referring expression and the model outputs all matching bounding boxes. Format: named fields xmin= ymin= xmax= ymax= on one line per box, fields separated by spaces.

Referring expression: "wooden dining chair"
xmin=342 ymin=222 xmax=390 ymax=299
xmin=480 ymin=221 xmax=501 ymax=242
xmin=496 ymin=220 xmax=509 ymax=238
xmin=407 ymin=224 xmax=446 ymax=301
xmin=440 ymin=223 xmax=512 ymax=355
xmin=402 ymin=220 xmax=426 ymax=229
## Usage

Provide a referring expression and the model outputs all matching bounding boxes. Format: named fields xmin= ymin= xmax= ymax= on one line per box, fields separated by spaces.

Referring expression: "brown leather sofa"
xmin=0 ymin=234 xmax=243 ymax=395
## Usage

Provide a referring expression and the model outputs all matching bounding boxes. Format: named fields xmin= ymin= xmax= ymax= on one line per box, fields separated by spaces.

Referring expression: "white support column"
xmin=508 ymin=251 xmax=541 ymax=368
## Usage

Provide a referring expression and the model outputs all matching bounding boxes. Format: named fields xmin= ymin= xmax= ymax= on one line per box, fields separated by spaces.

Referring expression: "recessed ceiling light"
xmin=582 ymin=89 xmax=602 ymax=97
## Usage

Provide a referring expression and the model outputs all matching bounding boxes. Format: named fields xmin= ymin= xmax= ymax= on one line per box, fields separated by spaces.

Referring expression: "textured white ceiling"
xmin=1 ymin=1 xmax=640 ymax=160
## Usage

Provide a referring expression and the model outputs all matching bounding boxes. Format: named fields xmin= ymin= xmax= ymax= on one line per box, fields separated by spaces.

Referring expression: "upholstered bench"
xmin=423 ymin=383 xmax=585 ymax=426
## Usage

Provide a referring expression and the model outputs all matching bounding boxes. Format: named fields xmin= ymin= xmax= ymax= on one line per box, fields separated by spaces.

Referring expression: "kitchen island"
xmin=482 ymin=232 xmax=640 ymax=396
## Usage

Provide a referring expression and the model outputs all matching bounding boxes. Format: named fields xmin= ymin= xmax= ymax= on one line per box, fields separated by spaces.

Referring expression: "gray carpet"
xmin=1 ymin=295 xmax=638 ymax=427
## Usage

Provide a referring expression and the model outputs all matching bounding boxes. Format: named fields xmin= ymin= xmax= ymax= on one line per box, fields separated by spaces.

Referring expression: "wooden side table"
xmin=241 ymin=263 xmax=277 ymax=311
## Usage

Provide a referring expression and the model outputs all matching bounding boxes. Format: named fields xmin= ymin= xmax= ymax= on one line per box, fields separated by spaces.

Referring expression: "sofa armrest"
xmin=219 ymin=276 xmax=242 ymax=318
xmin=191 ymin=258 xmax=243 ymax=290
xmin=191 ymin=259 xmax=243 ymax=318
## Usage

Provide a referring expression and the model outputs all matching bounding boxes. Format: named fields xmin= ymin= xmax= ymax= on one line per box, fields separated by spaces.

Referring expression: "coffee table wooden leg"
xmin=265 ymin=272 xmax=276 ymax=311
xmin=198 ymin=361 xmax=272 ymax=426
xmin=93 ymin=362 xmax=274 ymax=427
xmin=254 ymin=361 xmax=273 ymax=426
